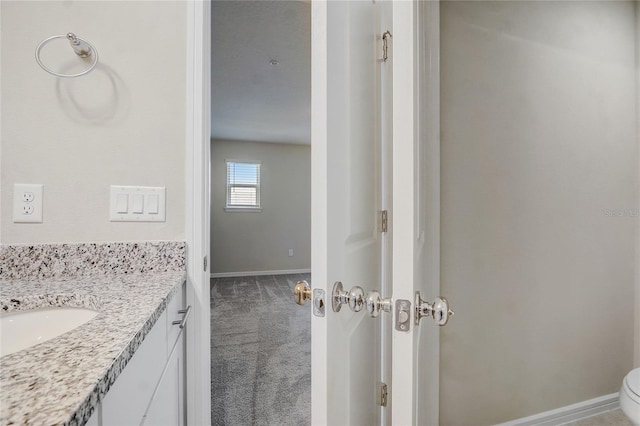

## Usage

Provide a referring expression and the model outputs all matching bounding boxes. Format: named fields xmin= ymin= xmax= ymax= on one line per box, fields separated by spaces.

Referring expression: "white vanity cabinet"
xmin=97 ymin=281 xmax=188 ymax=426
xmin=142 ymin=280 xmax=188 ymax=425
xmin=142 ymin=330 xmax=185 ymax=425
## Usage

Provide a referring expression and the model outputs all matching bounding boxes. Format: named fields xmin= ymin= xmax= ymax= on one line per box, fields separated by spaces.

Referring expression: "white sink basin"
xmin=0 ymin=307 xmax=99 ymax=357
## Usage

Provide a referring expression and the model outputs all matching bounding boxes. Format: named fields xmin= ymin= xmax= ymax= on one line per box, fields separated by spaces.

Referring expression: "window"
xmin=226 ymin=161 xmax=261 ymax=210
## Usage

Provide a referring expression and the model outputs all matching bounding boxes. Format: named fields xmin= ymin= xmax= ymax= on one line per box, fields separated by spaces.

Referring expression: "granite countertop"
xmin=0 ymin=269 xmax=186 ymax=425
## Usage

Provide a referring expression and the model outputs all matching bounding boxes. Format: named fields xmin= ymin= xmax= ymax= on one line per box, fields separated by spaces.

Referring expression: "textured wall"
xmin=1 ymin=1 xmax=186 ymax=244
xmin=440 ymin=2 xmax=637 ymax=424
xmin=210 ymin=140 xmax=310 ymax=274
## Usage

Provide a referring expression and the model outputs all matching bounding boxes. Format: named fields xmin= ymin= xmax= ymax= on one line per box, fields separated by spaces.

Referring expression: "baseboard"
xmin=495 ymin=393 xmax=620 ymax=426
xmin=210 ymin=268 xmax=311 ymax=278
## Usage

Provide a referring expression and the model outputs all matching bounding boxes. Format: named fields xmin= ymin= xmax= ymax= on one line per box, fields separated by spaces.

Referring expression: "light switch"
xmin=110 ymin=186 xmax=166 ymax=222
xmin=131 ymin=194 xmax=144 ymax=214
xmin=147 ymin=194 xmax=159 ymax=214
xmin=116 ymin=194 xmax=128 ymax=213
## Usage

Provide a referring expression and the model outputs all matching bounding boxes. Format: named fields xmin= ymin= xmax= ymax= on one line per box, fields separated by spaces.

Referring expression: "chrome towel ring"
xmin=35 ymin=33 xmax=98 ymax=78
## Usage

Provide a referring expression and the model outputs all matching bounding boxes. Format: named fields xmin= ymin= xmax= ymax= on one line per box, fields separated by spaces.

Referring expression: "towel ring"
xmin=35 ymin=33 xmax=99 ymax=78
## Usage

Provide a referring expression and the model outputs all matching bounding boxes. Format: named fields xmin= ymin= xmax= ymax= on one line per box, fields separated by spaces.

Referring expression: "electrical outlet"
xmin=288 ymin=249 xmax=294 ymax=257
xmin=13 ymin=184 xmax=43 ymax=223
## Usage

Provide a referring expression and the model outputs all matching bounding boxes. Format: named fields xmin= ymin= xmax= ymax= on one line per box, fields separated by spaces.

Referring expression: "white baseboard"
xmin=495 ymin=393 xmax=620 ymax=426
xmin=210 ymin=268 xmax=311 ymax=278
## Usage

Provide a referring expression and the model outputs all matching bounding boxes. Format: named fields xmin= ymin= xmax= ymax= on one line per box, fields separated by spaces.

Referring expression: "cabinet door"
xmin=102 ymin=310 xmax=168 ymax=426
xmin=142 ymin=332 xmax=185 ymax=426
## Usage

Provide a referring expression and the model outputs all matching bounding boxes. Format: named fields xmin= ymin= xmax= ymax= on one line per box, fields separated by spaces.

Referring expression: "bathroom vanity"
xmin=0 ymin=271 xmax=187 ymax=426
xmin=0 ymin=242 xmax=188 ymax=426
xmin=97 ymin=277 xmax=187 ymax=426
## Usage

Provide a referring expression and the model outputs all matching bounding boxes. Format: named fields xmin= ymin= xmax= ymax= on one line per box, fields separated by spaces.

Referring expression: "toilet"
xmin=621 ymin=368 xmax=640 ymax=425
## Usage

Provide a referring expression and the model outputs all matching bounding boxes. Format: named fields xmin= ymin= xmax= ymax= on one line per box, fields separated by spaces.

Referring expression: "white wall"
xmin=1 ymin=1 xmax=186 ymax=244
xmin=210 ymin=139 xmax=310 ymax=274
xmin=440 ymin=2 xmax=637 ymax=424
xmin=636 ymin=0 xmax=640 ymax=369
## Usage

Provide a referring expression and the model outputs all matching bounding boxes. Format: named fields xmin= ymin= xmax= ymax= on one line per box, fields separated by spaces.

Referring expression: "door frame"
xmin=185 ymin=1 xmax=442 ymax=425
xmin=185 ymin=0 xmax=211 ymax=424
xmin=389 ymin=2 xmax=418 ymax=424
xmin=310 ymin=1 xmax=328 ymax=424
xmin=414 ymin=1 xmax=441 ymax=424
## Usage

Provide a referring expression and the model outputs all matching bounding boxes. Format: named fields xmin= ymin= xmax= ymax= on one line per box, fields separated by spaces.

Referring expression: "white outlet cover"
xmin=13 ymin=184 xmax=43 ymax=223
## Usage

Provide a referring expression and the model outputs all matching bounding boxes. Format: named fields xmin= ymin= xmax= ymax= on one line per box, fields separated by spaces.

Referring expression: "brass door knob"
xmin=294 ymin=280 xmax=311 ymax=305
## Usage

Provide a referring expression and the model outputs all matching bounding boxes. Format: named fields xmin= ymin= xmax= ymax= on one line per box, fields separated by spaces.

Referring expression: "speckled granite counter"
xmin=0 ymin=241 xmax=186 ymax=426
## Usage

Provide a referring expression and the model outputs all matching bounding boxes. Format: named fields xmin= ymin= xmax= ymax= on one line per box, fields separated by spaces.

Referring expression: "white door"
xmin=311 ymin=1 xmax=387 ymax=425
xmin=390 ymin=2 xmax=443 ymax=425
xmin=311 ymin=1 xmax=443 ymax=425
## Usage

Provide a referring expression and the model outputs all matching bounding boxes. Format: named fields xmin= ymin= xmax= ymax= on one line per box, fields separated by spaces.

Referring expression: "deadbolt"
xmin=294 ymin=280 xmax=311 ymax=305
xmin=415 ymin=293 xmax=454 ymax=326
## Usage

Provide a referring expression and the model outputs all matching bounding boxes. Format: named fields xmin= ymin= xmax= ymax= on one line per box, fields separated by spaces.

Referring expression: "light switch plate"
xmin=110 ymin=186 xmax=166 ymax=222
xmin=13 ymin=184 xmax=43 ymax=223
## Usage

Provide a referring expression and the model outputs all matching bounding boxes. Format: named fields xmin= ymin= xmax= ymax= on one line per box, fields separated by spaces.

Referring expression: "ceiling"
xmin=211 ymin=1 xmax=311 ymax=145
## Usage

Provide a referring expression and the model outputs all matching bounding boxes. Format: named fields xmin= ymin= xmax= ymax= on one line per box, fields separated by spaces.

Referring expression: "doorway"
xmin=209 ymin=1 xmax=312 ymax=424
xmin=193 ymin=1 xmax=639 ymax=424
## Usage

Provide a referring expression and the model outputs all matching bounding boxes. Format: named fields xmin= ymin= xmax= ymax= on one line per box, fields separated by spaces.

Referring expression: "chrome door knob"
xmin=348 ymin=286 xmax=365 ymax=312
xmin=415 ymin=293 xmax=454 ymax=326
xmin=294 ymin=280 xmax=311 ymax=305
xmin=332 ymin=281 xmax=366 ymax=313
xmin=365 ymin=290 xmax=392 ymax=317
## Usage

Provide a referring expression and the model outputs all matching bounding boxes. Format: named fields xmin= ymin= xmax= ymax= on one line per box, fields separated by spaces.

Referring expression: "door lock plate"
xmin=313 ymin=289 xmax=325 ymax=317
xmin=395 ymin=299 xmax=411 ymax=332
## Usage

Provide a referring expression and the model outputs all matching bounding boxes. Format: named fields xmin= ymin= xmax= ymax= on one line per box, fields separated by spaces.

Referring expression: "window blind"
xmin=226 ymin=161 xmax=261 ymax=208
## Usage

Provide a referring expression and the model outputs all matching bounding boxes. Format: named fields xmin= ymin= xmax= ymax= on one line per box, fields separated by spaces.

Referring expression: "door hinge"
xmin=377 ymin=382 xmax=388 ymax=407
xmin=382 ymin=30 xmax=392 ymax=62
xmin=204 ymin=256 xmax=208 ymax=271
xmin=379 ymin=210 xmax=388 ymax=233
